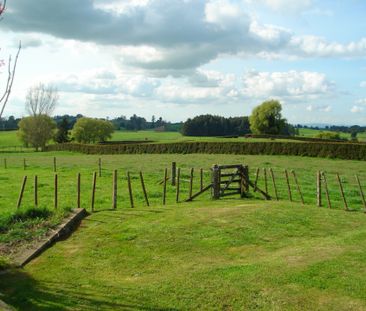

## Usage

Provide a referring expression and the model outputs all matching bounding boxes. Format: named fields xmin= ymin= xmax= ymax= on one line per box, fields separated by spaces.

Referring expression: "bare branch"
xmin=25 ymin=82 xmax=59 ymax=116
xmin=0 ymin=41 xmax=21 ymax=119
xmin=0 ymin=0 xmax=7 ymax=17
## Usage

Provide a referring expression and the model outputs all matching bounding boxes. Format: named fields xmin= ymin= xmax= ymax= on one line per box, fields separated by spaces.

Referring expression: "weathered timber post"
xmin=253 ymin=168 xmax=260 ymax=192
xmin=23 ymin=158 xmax=26 ymax=170
xmin=17 ymin=176 xmax=27 ymax=209
xmin=140 ymin=171 xmax=149 ymax=207
xmin=200 ymin=168 xmax=203 ymax=191
xmin=127 ymin=172 xmax=134 ymax=208
xmin=355 ymin=175 xmax=366 ymax=211
xmin=77 ymin=173 xmax=81 ymax=209
xmin=269 ymin=168 xmax=278 ymax=201
xmin=240 ymin=166 xmax=249 ymax=198
xmin=98 ymin=158 xmax=102 ymax=177
xmin=284 ymin=169 xmax=292 ymax=202
xmin=322 ymin=172 xmax=332 ymax=209
xmin=292 ymin=170 xmax=304 ymax=205
xmin=163 ymin=168 xmax=168 ymax=205
xmin=263 ymin=168 xmax=268 ymax=195
xmin=171 ymin=162 xmax=176 ymax=186
xmin=34 ymin=175 xmax=38 ymax=207
xmin=54 ymin=174 xmax=58 ymax=209
xmin=189 ymin=168 xmax=194 ymax=200
xmin=176 ymin=168 xmax=181 ymax=203
xmin=4 ymin=158 xmax=7 ymax=169
xmin=317 ymin=171 xmax=322 ymax=207
xmin=212 ymin=165 xmax=220 ymax=200
xmin=336 ymin=173 xmax=349 ymax=211
xmin=91 ymin=172 xmax=97 ymax=212
xmin=53 ymin=157 xmax=57 ymax=172
xmin=112 ymin=170 xmax=117 ymax=209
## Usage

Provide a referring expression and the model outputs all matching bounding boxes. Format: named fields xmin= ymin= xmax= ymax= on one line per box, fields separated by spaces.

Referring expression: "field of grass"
xmin=299 ymin=128 xmax=366 ymax=141
xmin=3 ymin=200 xmax=366 ymax=309
xmin=1 ymin=149 xmax=366 ymax=309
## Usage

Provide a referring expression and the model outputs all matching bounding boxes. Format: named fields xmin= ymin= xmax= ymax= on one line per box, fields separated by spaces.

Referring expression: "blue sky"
xmin=1 ymin=0 xmax=366 ymax=125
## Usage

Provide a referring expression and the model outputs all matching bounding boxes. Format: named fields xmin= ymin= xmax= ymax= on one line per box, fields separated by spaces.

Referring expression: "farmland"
xmin=1 ymin=134 xmax=366 ymax=310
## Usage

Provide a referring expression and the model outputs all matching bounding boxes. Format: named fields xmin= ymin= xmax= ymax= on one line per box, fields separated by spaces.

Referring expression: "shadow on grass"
xmin=0 ymin=269 xmax=178 ymax=311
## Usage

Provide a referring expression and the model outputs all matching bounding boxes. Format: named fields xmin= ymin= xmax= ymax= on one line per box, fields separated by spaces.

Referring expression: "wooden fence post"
xmin=322 ymin=172 xmax=332 ymax=209
xmin=77 ymin=173 xmax=81 ymax=209
xmin=54 ymin=174 xmax=58 ymax=209
xmin=140 ymin=171 xmax=149 ymax=207
xmin=91 ymin=172 xmax=97 ymax=212
xmin=171 ymin=162 xmax=176 ymax=186
xmin=98 ymin=158 xmax=102 ymax=177
xmin=23 ymin=158 xmax=26 ymax=170
xmin=263 ymin=168 xmax=268 ymax=195
xmin=200 ymin=168 xmax=203 ymax=191
xmin=284 ymin=170 xmax=292 ymax=202
xmin=163 ymin=168 xmax=168 ymax=205
xmin=336 ymin=173 xmax=349 ymax=211
xmin=127 ymin=172 xmax=134 ymax=208
xmin=189 ymin=168 xmax=194 ymax=200
xmin=212 ymin=165 xmax=220 ymax=200
xmin=269 ymin=168 xmax=278 ymax=201
xmin=176 ymin=168 xmax=181 ymax=203
xmin=253 ymin=168 xmax=260 ymax=192
xmin=112 ymin=170 xmax=117 ymax=209
xmin=355 ymin=175 xmax=366 ymax=212
xmin=34 ymin=175 xmax=38 ymax=207
xmin=4 ymin=158 xmax=6 ymax=169
xmin=17 ymin=176 xmax=27 ymax=209
xmin=292 ymin=170 xmax=304 ymax=205
xmin=53 ymin=157 xmax=57 ymax=172
xmin=317 ymin=171 xmax=322 ymax=207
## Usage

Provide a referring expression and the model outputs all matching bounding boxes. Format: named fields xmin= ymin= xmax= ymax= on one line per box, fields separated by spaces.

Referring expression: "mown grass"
xmin=2 ymin=201 xmax=366 ymax=309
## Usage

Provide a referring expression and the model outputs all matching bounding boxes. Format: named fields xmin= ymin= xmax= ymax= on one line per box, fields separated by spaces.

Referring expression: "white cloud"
xmin=249 ymin=0 xmax=313 ymax=12
xmin=290 ymin=36 xmax=366 ymax=58
xmin=306 ymin=104 xmax=331 ymax=112
xmin=241 ymin=70 xmax=335 ymax=101
xmin=356 ymin=98 xmax=366 ymax=105
xmin=351 ymin=105 xmax=364 ymax=113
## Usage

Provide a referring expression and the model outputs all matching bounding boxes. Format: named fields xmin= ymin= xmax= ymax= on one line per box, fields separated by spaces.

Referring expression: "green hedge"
xmin=45 ymin=141 xmax=366 ymax=160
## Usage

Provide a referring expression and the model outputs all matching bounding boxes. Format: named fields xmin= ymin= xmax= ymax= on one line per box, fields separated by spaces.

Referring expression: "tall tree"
xmin=0 ymin=0 xmax=21 ymax=119
xmin=249 ymin=100 xmax=286 ymax=135
xmin=25 ymin=83 xmax=59 ymax=116
xmin=18 ymin=115 xmax=56 ymax=151
xmin=55 ymin=117 xmax=70 ymax=143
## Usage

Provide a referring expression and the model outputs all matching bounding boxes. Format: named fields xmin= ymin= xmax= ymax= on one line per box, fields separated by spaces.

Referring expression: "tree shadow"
xmin=0 ymin=269 xmax=178 ymax=311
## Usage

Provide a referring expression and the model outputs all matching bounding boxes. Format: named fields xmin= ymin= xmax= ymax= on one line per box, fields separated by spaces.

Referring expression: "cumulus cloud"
xmin=241 ymin=70 xmax=335 ymax=100
xmin=3 ymin=0 xmax=366 ymax=76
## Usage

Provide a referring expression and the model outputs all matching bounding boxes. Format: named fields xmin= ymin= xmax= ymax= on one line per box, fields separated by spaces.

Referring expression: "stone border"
xmin=14 ymin=208 xmax=88 ymax=267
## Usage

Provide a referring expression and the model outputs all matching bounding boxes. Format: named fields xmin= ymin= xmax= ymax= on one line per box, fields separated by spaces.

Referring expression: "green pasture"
xmin=3 ymin=200 xmax=366 ymax=310
xmin=1 ymin=151 xmax=366 ymax=309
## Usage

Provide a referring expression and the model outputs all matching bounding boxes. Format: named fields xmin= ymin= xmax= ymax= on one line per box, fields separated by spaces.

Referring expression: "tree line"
xmin=182 ymin=100 xmax=296 ymax=137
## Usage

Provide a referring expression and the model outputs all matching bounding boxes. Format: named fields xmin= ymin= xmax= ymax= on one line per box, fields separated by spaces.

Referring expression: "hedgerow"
xmin=45 ymin=141 xmax=366 ymax=160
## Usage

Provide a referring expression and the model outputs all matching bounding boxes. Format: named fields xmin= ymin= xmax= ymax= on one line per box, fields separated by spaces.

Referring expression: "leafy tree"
xmin=72 ymin=117 xmax=114 ymax=144
xmin=314 ymin=131 xmax=342 ymax=140
xmin=182 ymin=115 xmax=250 ymax=136
xmin=249 ymin=100 xmax=286 ymax=135
xmin=18 ymin=115 xmax=56 ymax=151
xmin=55 ymin=117 xmax=70 ymax=143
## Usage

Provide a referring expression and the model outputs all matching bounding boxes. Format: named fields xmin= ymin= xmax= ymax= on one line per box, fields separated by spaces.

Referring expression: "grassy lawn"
xmin=2 ymin=200 xmax=366 ymax=310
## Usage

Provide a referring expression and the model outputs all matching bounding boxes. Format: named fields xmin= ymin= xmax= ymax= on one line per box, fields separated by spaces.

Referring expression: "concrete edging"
xmin=14 ymin=208 xmax=88 ymax=267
